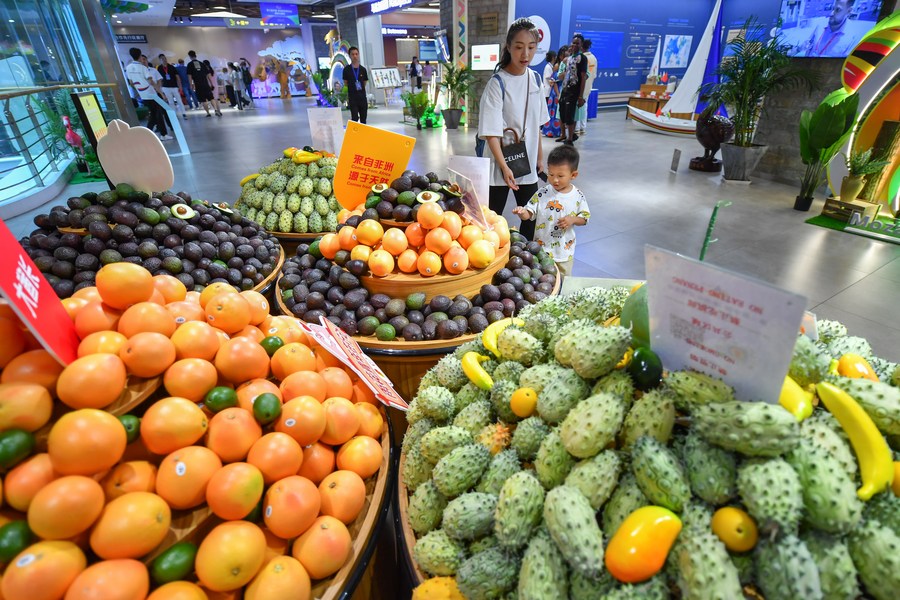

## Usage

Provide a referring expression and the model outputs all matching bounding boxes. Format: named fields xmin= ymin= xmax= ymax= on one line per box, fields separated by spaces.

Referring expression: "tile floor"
xmin=6 ymin=98 xmax=899 ymax=361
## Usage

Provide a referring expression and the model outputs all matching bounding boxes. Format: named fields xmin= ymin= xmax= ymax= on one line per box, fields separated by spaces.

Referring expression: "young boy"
xmin=513 ymin=145 xmax=589 ymax=277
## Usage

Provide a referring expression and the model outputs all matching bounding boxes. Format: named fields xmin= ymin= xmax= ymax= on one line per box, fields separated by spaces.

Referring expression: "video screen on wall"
xmin=418 ymin=40 xmax=438 ymax=62
xmin=779 ymin=0 xmax=883 ymax=58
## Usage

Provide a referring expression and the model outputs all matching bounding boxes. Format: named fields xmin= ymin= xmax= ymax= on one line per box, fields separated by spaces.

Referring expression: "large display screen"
xmin=418 ymin=40 xmax=438 ymax=62
xmin=260 ymin=3 xmax=300 ymax=27
xmin=778 ymin=0 xmax=883 ymax=58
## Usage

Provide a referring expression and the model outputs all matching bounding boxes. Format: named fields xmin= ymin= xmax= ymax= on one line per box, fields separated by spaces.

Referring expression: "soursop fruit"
xmin=264 ymin=212 xmax=278 ymax=231
xmin=432 ymin=443 xmax=491 ymax=498
xmin=786 ymin=436 xmax=862 ymax=534
xmin=300 ymin=196 xmax=314 ymax=216
xmin=554 ymin=325 xmax=631 ymax=379
xmin=307 ymin=162 xmax=319 ymax=178
xmin=789 ymin=334 xmax=832 ymax=387
xmin=518 ymin=527 xmax=568 ymax=600
xmin=402 ymin=445 xmax=434 ymax=493
xmin=307 ymin=211 xmax=323 ymax=233
xmin=679 ymin=432 xmax=737 ymax=506
xmin=591 ymin=370 xmax=635 ymax=409
xmin=442 ymin=492 xmax=497 ymax=541
xmin=494 ymin=471 xmax=545 ymax=550
xmin=297 ymin=177 xmax=314 ymax=197
xmin=837 ymin=377 xmax=900 ymax=435
xmin=286 ymin=175 xmax=302 ymax=194
xmin=435 ymin=355 xmax=468 ymax=393
xmin=848 ymin=519 xmax=900 ymax=600
xmin=413 ymin=529 xmax=466 ymax=576
xmin=534 ymin=429 xmax=575 ymax=490
xmin=755 ymin=534 xmax=823 ymax=600
xmin=287 ymin=193 xmax=301 ymax=213
xmin=294 ymin=163 xmax=308 ymax=178
xmin=492 ymin=360 xmax=525 ymax=385
xmin=323 ymin=212 xmax=338 ymax=232
xmin=262 ymin=193 xmax=274 ymax=213
xmin=802 ymin=531 xmax=860 ymax=600
xmin=269 ymin=173 xmax=287 ymax=194
xmin=277 ymin=210 xmax=292 ymax=233
xmin=564 ymin=450 xmax=621 ymax=511
xmin=497 ymin=328 xmax=544 ymax=366
xmin=475 ymin=449 xmax=521 ymax=495
xmin=519 ymin=363 xmax=567 ymax=395
xmin=536 ymin=367 xmax=590 ymax=424
xmin=327 ymin=194 xmax=340 ymax=212
xmin=490 ymin=379 xmax=521 ymax=423
xmin=665 ymin=370 xmax=735 ymax=411
xmin=292 ymin=212 xmax=308 ymax=234
xmin=620 ymin=388 xmax=675 ymax=447
xmin=510 ymin=416 xmax=550 ymax=462
xmin=864 ymin=491 xmax=900 ymax=537
xmin=245 ymin=207 xmax=258 ymax=223
xmin=631 ymin=435 xmax=691 ymax=513
xmin=321 ymin=165 xmax=337 ymax=179
xmin=317 ymin=177 xmax=332 ymax=196
xmin=736 ymin=457 xmax=803 ymax=534
xmin=560 ymin=393 xmax=626 ymax=458
xmin=403 ymin=417 xmax=435 ymax=454
xmin=273 ymin=192 xmax=287 ymax=214
xmin=673 ymin=528 xmax=743 ymax=600
xmin=602 ymin=472 xmax=648 ymax=535
xmin=455 ymin=547 xmax=519 ymax=600
xmin=453 ymin=398 xmax=492 ymax=436
xmin=314 ymin=194 xmax=330 ymax=216
xmin=416 ymin=386 xmax=456 ymax=422
xmin=419 ymin=426 xmax=475 ymax=464
xmin=692 ymin=400 xmax=800 ymax=457
xmin=826 ymin=335 xmax=873 ymax=360
xmin=543 ymin=485 xmax=605 ymax=579
xmin=800 ymin=411 xmax=858 ymax=480
xmin=408 ymin=480 xmax=447 ymax=536
xmin=254 ymin=173 xmax=269 ymax=189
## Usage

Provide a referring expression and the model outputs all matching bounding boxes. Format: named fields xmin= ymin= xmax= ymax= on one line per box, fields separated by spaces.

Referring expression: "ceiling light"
xmin=311 ymin=14 xmax=335 ymax=19
xmin=213 ymin=5 xmax=226 ymax=8
xmin=7 ymin=19 xmax=14 ymax=23
xmin=403 ymin=8 xmax=440 ymax=13
xmin=112 ymin=14 xmax=117 ymax=17
xmin=192 ymin=10 xmax=244 ymax=17
xmin=116 ymin=20 xmax=122 ymax=23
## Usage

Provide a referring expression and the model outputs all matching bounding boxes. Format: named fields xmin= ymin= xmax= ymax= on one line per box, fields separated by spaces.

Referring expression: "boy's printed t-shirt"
xmin=525 ymin=184 xmax=590 ymax=263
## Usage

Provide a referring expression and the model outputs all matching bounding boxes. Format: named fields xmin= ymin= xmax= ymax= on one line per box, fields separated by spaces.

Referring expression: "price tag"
xmin=306 ymin=108 xmax=345 ymax=155
xmin=645 ymin=246 xmax=806 ymax=404
xmin=332 ymin=122 xmax=415 ymax=210
xmin=0 ymin=219 xmax=79 ymax=365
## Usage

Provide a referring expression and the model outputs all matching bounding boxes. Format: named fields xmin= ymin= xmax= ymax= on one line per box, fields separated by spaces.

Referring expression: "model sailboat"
xmin=628 ymin=0 xmax=724 ymax=136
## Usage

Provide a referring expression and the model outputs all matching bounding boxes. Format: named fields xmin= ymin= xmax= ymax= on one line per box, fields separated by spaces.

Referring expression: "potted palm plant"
xmin=841 ymin=147 xmax=891 ymax=201
xmin=439 ymin=61 xmax=475 ymax=129
xmin=703 ymin=18 xmax=818 ymax=182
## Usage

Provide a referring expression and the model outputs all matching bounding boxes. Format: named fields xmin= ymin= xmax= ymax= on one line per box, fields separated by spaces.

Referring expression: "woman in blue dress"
xmin=542 ymin=47 xmax=566 ymax=138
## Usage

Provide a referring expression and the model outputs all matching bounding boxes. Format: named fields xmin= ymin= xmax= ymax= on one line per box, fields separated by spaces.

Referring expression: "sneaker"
xmin=159 ymin=134 xmax=173 ymax=141
xmin=573 ymin=134 xmax=579 ymax=141
xmin=555 ymin=137 xmax=566 ymax=143
xmin=215 ymin=112 xmax=223 ymax=117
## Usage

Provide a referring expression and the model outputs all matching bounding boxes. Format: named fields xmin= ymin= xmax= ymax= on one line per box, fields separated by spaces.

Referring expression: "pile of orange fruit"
xmin=323 ymin=204 xmax=512 ymax=277
xmin=0 ymin=262 xmax=386 ymax=600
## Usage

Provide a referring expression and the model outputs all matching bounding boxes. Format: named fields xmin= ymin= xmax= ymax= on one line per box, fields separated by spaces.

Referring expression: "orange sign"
xmin=333 ymin=122 xmax=415 ymax=209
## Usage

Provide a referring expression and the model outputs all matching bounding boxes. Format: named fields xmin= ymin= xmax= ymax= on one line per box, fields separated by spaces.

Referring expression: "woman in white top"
xmin=477 ymin=18 xmax=549 ymax=241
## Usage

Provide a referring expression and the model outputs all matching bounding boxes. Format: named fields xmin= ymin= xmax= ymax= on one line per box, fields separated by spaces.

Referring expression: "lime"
xmin=260 ymin=335 xmax=285 ymax=357
xmin=253 ymin=392 xmax=282 ymax=425
xmin=375 ymin=323 xmax=396 ymax=342
xmin=150 ymin=541 xmax=198 ymax=585
xmin=0 ymin=430 xmax=34 ymax=470
xmin=0 ymin=521 xmax=34 ymax=564
xmin=358 ymin=316 xmax=380 ymax=337
xmin=118 ymin=415 xmax=141 ymax=444
xmin=204 ymin=386 xmax=239 ymax=413
xmin=620 ymin=284 xmax=650 ymax=349
xmin=308 ymin=239 xmax=322 ymax=259
xmin=406 ymin=292 xmax=426 ymax=311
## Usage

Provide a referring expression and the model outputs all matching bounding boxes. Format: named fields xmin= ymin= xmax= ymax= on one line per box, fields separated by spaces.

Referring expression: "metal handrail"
xmin=0 ymin=83 xmax=118 ymax=101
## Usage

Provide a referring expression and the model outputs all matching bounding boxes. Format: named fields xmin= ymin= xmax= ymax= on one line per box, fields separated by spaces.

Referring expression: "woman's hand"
xmin=502 ymin=165 xmax=519 ymax=190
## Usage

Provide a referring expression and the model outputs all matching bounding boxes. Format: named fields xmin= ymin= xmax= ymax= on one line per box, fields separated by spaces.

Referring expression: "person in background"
xmin=220 ymin=67 xmax=235 ymax=107
xmin=801 ymin=0 xmax=859 ymax=57
xmin=239 ymin=58 xmax=254 ymax=107
xmin=575 ymin=39 xmax=597 ymax=136
xmin=203 ymin=60 xmax=220 ymax=104
xmin=278 ymin=61 xmax=290 ymax=99
xmin=408 ymin=56 xmax=421 ymax=89
xmin=477 ymin=18 xmax=549 ymax=241
xmin=541 ymin=50 xmax=561 ymax=139
xmin=230 ymin=63 xmax=249 ymax=110
xmin=343 ymin=46 xmax=369 ymax=124
xmin=143 ymin=55 xmax=173 ymax=133
xmin=157 ymin=54 xmax=186 ymax=120
xmin=175 ymin=59 xmax=197 ymax=109
xmin=187 ymin=50 xmax=221 ymax=117
xmin=422 ymin=60 xmax=434 ymax=81
xmin=125 ymin=48 xmax=170 ymax=140
xmin=557 ymin=33 xmax=587 ymax=146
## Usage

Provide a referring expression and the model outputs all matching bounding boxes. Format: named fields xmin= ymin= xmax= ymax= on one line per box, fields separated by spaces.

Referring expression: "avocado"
xmin=115 ymin=182 xmax=135 ymax=197
xmin=397 ymin=191 xmax=417 ymax=206
xmin=99 ymin=249 xmax=123 ymax=265
xmin=172 ymin=204 xmax=196 ymax=220
xmin=381 ymin=188 xmax=400 ymax=203
xmin=425 ymin=171 xmax=439 ymax=184
xmin=97 ymin=190 xmax=118 ymax=207
xmin=416 ymin=191 xmax=441 ymax=204
xmin=365 ymin=196 xmax=382 ymax=210
xmin=371 ymin=183 xmax=389 ymax=194
xmin=441 ymin=183 xmax=463 ymax=198
xmin=390 ymin=176 xmax=412 ymax=193
xmin=214 ymin=202 xmax=233 ymax=214
xmin=137 ymin=207 xmax=161 ymax=225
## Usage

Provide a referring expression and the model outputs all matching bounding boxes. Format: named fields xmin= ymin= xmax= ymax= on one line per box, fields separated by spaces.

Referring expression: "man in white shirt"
xmin=798 ymin=0 xmax=864 ymax=57
xmin=576 ymin=39 xmax=597 ymax=135
xmin=125 ymin=48 xmax=170 ymax=140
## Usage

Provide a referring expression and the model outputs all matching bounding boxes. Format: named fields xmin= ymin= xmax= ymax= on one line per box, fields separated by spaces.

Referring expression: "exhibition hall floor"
xmin=9 ymin=97 xmax=900 ymax=361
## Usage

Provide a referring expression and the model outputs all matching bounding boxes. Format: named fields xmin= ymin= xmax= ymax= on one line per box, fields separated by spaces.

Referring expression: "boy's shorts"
xmin=556 ymin=257 xmax=574 ymax=277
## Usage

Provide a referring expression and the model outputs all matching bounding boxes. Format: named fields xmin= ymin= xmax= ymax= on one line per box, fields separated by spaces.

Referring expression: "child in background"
xmin=513 ymin=145 xmax=589 ymax=277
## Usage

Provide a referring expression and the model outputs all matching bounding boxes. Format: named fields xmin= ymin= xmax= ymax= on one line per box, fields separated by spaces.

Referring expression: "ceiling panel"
xmin=112 ymin=0 xmax=177 ymax=27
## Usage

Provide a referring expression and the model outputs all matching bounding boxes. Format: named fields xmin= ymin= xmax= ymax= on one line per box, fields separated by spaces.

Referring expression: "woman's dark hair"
xmin=545 ymin=51 xmax=556 ymax=65
xmin=497 ymin=18 xmax=539 ymax=70
xmin=557 ymin=45 xmax=569 ymax=62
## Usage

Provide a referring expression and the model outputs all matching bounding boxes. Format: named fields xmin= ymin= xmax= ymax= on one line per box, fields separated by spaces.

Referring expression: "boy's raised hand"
xmin=512 ymin=206 xmax=531 ymax=220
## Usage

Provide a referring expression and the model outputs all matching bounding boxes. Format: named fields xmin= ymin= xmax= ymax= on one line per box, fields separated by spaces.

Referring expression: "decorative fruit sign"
xmin=332 ymin=122 xmax=415 ymax=210
xmin=0 ymin=218 xmax=79 ymax=364
xmin=97 ymin=120 xmax=175 ymax=195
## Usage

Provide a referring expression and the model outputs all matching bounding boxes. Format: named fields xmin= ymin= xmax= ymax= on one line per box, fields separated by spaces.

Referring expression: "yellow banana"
xmin=291 ymin=149 xmax=320 ymax=164
xmin=816 ymin=381 xmax=894 ymax=501
xmin=603 ymin=315 xmax=621 ymax=327
xmin=239 ymin=173 xmax=260 ymax=186
xmin=481 ymin=317 xmax=524 ymax=358
xmin=462 ymin=352 xmax=493 ymax=391
xmin=779 ymin=376 xmax=814 ymax=421
xmin=283 ymin=146 xmax=297 ymax=158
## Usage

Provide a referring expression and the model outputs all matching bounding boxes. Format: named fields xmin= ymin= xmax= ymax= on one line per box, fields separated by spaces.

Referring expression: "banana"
xmin=481 ymin=317 xmax=524 ymax=358
xmin=291 ymin=150 xmax=321 ymax=165
xmin=283 ymin=146 xmax=297 ymax=158
xmin=462 ymin=352 xmax=493 ymax=391
xmin=779 ymin=375 xmax=814 ymax=421
xmin=239 ymin=173 xmax=260 ymax=187
xmin=816 ymin=381 xmax=894 ymax=500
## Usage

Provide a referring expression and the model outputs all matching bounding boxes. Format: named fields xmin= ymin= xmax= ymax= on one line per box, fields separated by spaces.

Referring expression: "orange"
xmin=48 ymin=409 xmax=127 ymax=476
xmin=298 ymin=443 xmax=335 ymax=485
xmin=354 ymin=403 xmax=384 ymax=438
xmin=120 ymin=332 xmax=176 ymax=378
xmin=443 ymin=246 xmax=469 ymax=275
xmin=483 ymin=229 xmax=501 ymax=250
xmin=317 ymin=470 xmax=366 ymax=524
xmin=205 ymin=293 xmax=252 ymax=335
xmin=417 ymin=202 xmax=444 ymax=229
xmin=351 ymin=380 xmax=378 ymax=406
xmin=396 ymin=249 xmax=419 ymax=274
xmin=261 ymin=527 xmax=288 ymax=563
xmin=57 ymin=353 xmax=127 ymax=409
xmin=195 ymin=521 xmax=266 ymax=592
xmin=262 ymin=475 xmax=320 ymax=539
xmin=240 ymin=291 xmax=270 ymax=326
xmin=458 ymin=225 xmax=484 ymax=249
xmin=1 ymin=349 xmax=64 ymax=394
xmin=280 ymin=370 xmax=327 ymax=403
xmin=312 ymin=346 xmax=343 ymax=371
xmin=73 ymin=301 xmax=122 ymax=340
xmin=291 ymin=516 xmax=352 ymax=580
xmin=148 ymin=288 xmax=167 ymax=306
xmin=319 ymin=367 xmax=353 ymax=400
xmin=118 ymin=302 xmax=177 ymax=338
xmin=261 ymin=316 xmax=309 ymax=346
xmin=416 ymin=250 xmax=442 ymax=277
xmin=77 ymin=330 xmax=128 ymax=357
xmin=440 ymin=211 xmax=463 ymax=239
xmin=0 ymin=317 xmax=25 ymax=368
xmin=96 ymin=263 xmax=154 ymax=309
xmin=405 ymin=222 xmax=426 ymax=248
xmin=270 ymin=343 xmax=317 ymax=381
xmin=0 ymin=382 xmax=53 ymax=432
xmin=318 ymin=233 xmax=340 ymax=260
xmin=164 ymin=359 xmax=219 ymax=402
xmin=337 ymin=226 xmax=357 ymax=251
xmin=206 ymin=462 xmax=265 ymax=520
xmin=336 ymin=209 xmax=351 ymax=224
xmin=185 ymin=291 xmax=201 ymax=304
xmin=73 ymin=286 xmax=102 ymax=302
xmin=27 ymin=475 xmax=104 ymax=540
xmin=147 ymin=581 xmax=208 ymax=600
xmin=319 ymin=397 xmax=360 ymax=446
xmin=4 ymin=453 xmax=57 ymax=512
xmin=367 ymin=249 xmax=394 ymax=277
xmin=244 ymin=556 xmax=311 ymax=600
xmin=424 ymin=227 xmax=452 ymax=255
xmin=206 ymin=407 xmax=263 ymax=463
xmin=215 ymin=337 xmax=270 ymax=384
xmin=236 ymin=379 xmax=283 ymax=413
xmin=494 ymin=220 xmax=511 ymax=247
xmin=199 ymin=283 xmax=237 ymax=310
xmin=141 ymin=397 xmax=209 ymax=455
xmin=171 ymin=321 xmax=221 ymax=361
xmin=1 ymin=540 xmax=86 ymax=600
xmin=156 ymin=446 xmax=222 ymax=510
xmin=90 ymin=492 xmax=171 ymax=559
xmin=233 ymin=325 xmax=265 ymax=343
xmin=349 ymin=243 xmax=372 ymax=263
xmin=61 ymin=297 xmax=90 ymax=321
xmin=153 ymin=274 xmax=187 ymax=304
xmin=380 ymin=228 xmax=409 ymax=256
xmin=247 ymin=433 xmax=303 ymax=485
xmin=100 ymin=461 xmax=157 ymax=502
xmin=354 ymin=220 xmax=383 ymax=246
xmin=274 ymin=396 xmax=326 ymax=447
xmin=467 ymin=239 xmax=497 ymax=269
xmin=65 ymin=559 xmax=149 ymax=600
xmin=336 ymin=436 xmax=382 ymax=479
xmin=166 ymin=301 xmax=206 ymax=326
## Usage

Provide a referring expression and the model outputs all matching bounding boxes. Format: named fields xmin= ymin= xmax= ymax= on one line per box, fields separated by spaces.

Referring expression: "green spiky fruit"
xmin=273 ymin=192 xmax=287 ymax=213
xmin=789 ymin=335 xmax=832 ymax=387
xmin=536 ymin=367 xmax=590 ymax=424
xmin=543 ymin=485 xmax=604 ymax=579
xmin=314 ymin=194 xmax=330 ymax=216
xmin=519 ymin=363 xmax=567 ymax=395
xmin=692 ymin=400 xmax=800 ymax=457
xmin=730 ymin=551 xmax=755 ymax=586
xmin=673 ymin=528 xmax=743 ymax=600
xmin=286 ymin=175 xmax=302 ymax=194
xmin=245 ymin=207 xmax=258 ymax=223
xmin=452 ymin=399 xmax=492 ymax=437
xmin=534 ymin=429 xmax=575 ymax=490
xmin=801 ymin=531 xmax=860 ymax=600
xmin=681 ymin=501 xmax=713 ymax=532
xmin=295 ymin=163 xmax=308 ymax=178
xmin=786 ymin=436 xmax=862 ymax=534
xmin=407 ymin=480 xmax=447 ymax=536
xmin=317 ymin=177 xmax=332 ymax=196
xmin=264 ymin=212 xmax=278 ymax=231
xmin=435 ymin=355 xmax=468 ymax=393
xmin=631 ymin=435 xmax=691 ymax=513
xmin=826 ymin=335 xmax=873 ymax=360
xmin=816 ymin=319 xmax=847 ymax=344
xmin=277 ymin=210 xmax=292 ymax=233
xmin=494 ymin=471 xmax=544 ymax=550
xmin=416 ymin=386 xmax=456 ymax=422
xmin=402 ymin=445 xmax=434 ymax=493
xmin=665 ymin=370 xmax=735 ymax=411
xmin=419 ymin=426 xmax=474 ymax=464
xmin=800 ymin=411 xmax=858 ymax=480
xmin=475 ymin=449 xmax=521 ymax=495
xmin=564 ymin=450 xmax=621 ymax=511
xmin=307 ymin=211 xmax=323 ymax=233
xmin=869 ymin=356 xmax=898 ymax=383
xmin=602 ymin=579 xmax=669 ymax=600
xmin=679 ymin=432 xmax=737 ymax=506
xmin=591 ymin=370 xmax=635 ymax=410
xmin=441 ymin=492 xmax=497 ymax=541
xmin=521 ymin=312 xmax=561 ymax=345
xmin=497 ymin=328 xmax=544 ymax=366
xmin=490 ymin=379 xmax=521 ymax=423
xmin=402 ymin=417 xmax=435 ymax=454
xmin=254 ymin=173 xmax=269 ymax=189
xmin=755 ymin=534 xmax=823 ymax=600
xmin=559 ymin=393 xmax=626 ymax=458
xmin=837 ymin=377 xmax=900 ymax=435
xmin=413 ymin=529 xmax=466 ymax=576
xmin=262 ymin=194 xmax=274 ymax=213
xmin=517 ymin=527 xmax=568 ymax=600
xmin=300 ymin=196 xmax=314 ymax=216
xmin=297 ymin=177 xmax=314 ymax=197
xmin=568 ymin=285 xmax=630 ymax=323
xmin=321 ymin=165 xmax=337 ymax=178
xmin=510 ymin=416 xmax=550 ymax=462
xmin=432 ymin=444 xmax=491 ymax=498
xmin=323 ymin=211 xmax=338 ymax=232
xmin=286 ymin=192 xmax=301 ymax=213
xmin=848 ymin=519 xmax=900 ymax=600
xmin=602 ymin=472 xmax=648 ymax=536
xmin=468 ymin=535 xmax=498 ymax=555
xmin=619 ymin=389 xmax=675 ymax=447
xmin=736 ymin=457 xmax=803 ymax=534
xmin=568 ymin=570 xmax=615 ymax=600
xmin=492 ymin=360 xmax=525 ymax=385
xmin=307 ymin=162 xmax=319 ymax=178
xmin=554 ymin=325 xmax=631 ymax=380
xmin=292 ymin=212 xmax=308 ymax=234
xmin=455 ymin=547 xmax=519 ymax=600
xmin=864 ymin=491 xmax=900 ymax=537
